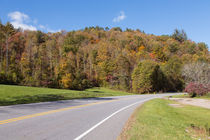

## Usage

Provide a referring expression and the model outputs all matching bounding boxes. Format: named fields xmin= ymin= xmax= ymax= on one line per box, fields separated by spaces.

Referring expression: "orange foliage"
xmin=138 ymin=45 xmax=145 ymax=52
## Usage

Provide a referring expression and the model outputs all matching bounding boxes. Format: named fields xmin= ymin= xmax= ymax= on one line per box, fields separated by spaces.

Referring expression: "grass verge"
xmin=172 ymin=93 xmax=210 ymax=100
xmin=119 ymin=99 xmax=210 ymax=140
xmin=0 ymin=84 xmax=132 ymax=106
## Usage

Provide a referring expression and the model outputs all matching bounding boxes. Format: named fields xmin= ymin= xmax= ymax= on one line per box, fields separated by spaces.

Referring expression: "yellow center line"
xmin=0 ymin=99 xmax=119 ymax=125
xmin=0 ymin=96 xmax=140 ymax=125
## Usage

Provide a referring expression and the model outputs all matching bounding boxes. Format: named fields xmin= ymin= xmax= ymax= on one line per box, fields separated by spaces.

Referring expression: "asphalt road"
xmin=0 ymin=93 xmax=177 ymax=140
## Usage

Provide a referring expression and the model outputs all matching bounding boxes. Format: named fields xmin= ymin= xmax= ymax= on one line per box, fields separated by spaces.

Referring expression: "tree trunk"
xmin=0 ymin=44 xmax=2 ymax=72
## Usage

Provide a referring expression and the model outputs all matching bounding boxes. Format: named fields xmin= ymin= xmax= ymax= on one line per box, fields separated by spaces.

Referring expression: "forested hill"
xmin=0 ymin=22 xmax=209 ymax=93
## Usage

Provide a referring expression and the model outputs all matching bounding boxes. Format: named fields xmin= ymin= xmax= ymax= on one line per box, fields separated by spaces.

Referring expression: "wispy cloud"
xmin=39 ymin=25 xmax=46 ymax=29
xmin=113 ymin=11 xmax=126 ymax=23
xmin=8 ymin=11 xmax=60 ymax=32
xmin=8 ymin=11 xmax=37 ymax=31
xmin=47 ymin=28 xmax=61 ymax=33
xmin=39 ymin=24 xmax=61 ymax=33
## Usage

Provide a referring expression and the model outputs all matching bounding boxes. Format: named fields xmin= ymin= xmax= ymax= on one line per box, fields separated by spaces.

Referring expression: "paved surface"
xmin=0 ymin=93 xmax=178 ymax=140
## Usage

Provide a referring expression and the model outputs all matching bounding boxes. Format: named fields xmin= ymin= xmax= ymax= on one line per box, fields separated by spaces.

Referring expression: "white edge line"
xmin=74 ymin=98 xmax=154 ymax=140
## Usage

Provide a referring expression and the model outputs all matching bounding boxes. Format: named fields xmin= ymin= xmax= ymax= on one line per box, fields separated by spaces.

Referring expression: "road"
xmin=0 ymin=93 xmax=177 ymax=140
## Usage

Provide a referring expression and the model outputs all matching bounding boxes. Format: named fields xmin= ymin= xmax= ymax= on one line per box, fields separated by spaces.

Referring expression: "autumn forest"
xmin=0 ymin=22 xmax=209 ymax=93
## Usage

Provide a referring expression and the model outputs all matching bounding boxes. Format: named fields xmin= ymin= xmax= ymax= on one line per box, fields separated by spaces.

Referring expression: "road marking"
xmin=0 ymin=95 xmax=147 ymax=125
xmin=74 ymin=98 xmax=152 ymax=140
xmin=0 ymin=99 xmax=119 ymax=125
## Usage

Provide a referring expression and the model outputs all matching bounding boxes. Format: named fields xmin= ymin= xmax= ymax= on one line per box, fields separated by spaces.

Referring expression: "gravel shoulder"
xmin=168 ymin=98 xmax=210 ymax=109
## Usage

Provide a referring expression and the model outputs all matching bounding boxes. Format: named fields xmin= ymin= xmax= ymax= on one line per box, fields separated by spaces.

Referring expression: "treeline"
xmin=0 ymin=22 xmax=209 ymax=93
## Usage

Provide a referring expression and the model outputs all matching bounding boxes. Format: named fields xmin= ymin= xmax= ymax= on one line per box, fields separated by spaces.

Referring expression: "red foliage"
xmin=149 ymin=53 xmax=155 ymax=59
xmin=106 ymin=75 xmax=113 ymax=82
xmin=184 ymin=82 xmax=209 ymax=97
xmin=41 ymin=81 xmax=53 ymax=87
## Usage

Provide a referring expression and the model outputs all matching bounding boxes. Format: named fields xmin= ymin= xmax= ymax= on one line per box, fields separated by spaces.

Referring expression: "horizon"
xmin=0 ymin=0 xmax=210 ymax=48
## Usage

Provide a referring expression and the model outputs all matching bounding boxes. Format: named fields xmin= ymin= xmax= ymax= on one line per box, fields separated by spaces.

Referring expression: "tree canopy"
xmin=0 ymin=22 xmax=209 ymax=93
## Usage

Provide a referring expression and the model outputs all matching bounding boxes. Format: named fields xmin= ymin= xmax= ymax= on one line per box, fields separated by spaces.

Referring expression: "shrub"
xmin=184 ymin=83 xmax=209 ymax=97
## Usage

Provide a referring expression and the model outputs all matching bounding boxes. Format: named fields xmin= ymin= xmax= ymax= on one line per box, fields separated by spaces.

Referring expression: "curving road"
xmin=0 ymin=93 xmax=177 ymax=140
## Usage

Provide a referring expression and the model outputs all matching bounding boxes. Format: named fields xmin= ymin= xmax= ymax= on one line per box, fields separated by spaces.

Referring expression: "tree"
xmin=0 ymin=22 xmax=4 ymax=73
xmin=161 ymin=56 xmax=184 ymax=91
xmin=132 ymin=60 xmax=164 ymax=93
xmin=112 ymin=55 xmax=131 ymax=90
xmin=112 ymin=27 xmax=122 ymax=32
xmin=172 ymin=29 xmax=187 ymax=42
xmin=1 ymin=22 xmax=15 ymax=75
xmin=182 ymin=62 xmax=210 ymax=85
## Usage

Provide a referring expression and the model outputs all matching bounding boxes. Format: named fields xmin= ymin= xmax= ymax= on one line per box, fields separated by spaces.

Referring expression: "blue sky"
xmin=0 ymin=0 xmax=210 ymax=48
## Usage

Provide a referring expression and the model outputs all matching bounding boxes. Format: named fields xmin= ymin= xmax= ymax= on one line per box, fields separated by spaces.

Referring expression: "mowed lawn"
xmin=0 ymin=84 xmax=132 ymax=106
xmin=120 ymin=99 xmax=210 ymax=140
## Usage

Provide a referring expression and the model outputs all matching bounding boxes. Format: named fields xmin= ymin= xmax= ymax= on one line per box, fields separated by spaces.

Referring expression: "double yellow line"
xmin=0 ymin=99 xmax=118 ymax=125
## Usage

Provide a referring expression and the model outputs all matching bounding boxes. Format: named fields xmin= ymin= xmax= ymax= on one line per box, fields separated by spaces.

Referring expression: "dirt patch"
xmin=168 ymin=104 xmax=183 ymax=108
xmin=186 ymin=124 xmax=210 ymax=140
xmin=168 ymin=98 xmax=210 ymax=109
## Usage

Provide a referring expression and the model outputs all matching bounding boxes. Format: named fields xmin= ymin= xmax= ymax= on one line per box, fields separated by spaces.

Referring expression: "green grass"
xmin=172 ymin=93 xmax=210 ymax=100
xmin=0 ymin=84 xmax=133 ymax=106
xmin=122 ymin=99 xmax=210 ymax=140
xmin=170 ymin=94 xmax=190 ymax=98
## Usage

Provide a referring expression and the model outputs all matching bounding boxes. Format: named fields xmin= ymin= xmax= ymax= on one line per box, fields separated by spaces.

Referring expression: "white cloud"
xmin=113 ymin=11 xmax=126 ymax=23
xmin=8 ymin=11 xmax=37 ymax=31
xmin=8 ymin=11 xmax=60 ymax=32
xmin=8 ymin=11 xmax=29 ymax=23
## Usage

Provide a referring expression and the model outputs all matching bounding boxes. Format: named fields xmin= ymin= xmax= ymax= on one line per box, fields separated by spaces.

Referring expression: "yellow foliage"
xmin=138 ymin=45 xmax=145 ymax=52
xmin=60 ymin=62 xmax=67 ymax=70
xmin=20 ymin=53 xmax=27 ymax=61
xmin=61 ymin=73 xmax=73 ymax=88
xmin=193 ymin=54 xmax=199 ymax=61
xmin=130 ymin=50 xmax=136 ymax=56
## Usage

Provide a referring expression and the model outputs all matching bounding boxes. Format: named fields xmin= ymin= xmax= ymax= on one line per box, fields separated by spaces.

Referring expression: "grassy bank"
xmin=0 ymin=84 xmax=132 ymax=106
xmin=172 ymin=93 xmax=210 ymax=100
xmin=120 ymin=99 xmax=210 ymax=140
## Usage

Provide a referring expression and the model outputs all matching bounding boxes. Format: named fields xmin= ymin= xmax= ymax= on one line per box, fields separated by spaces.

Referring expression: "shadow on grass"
xmin=0 ymin=94 xmax=116 ymax=106
xmin=92 ymin=91 xmax=104 ymax=93
xmin=0 ymin=94 xmax=66 ymax=106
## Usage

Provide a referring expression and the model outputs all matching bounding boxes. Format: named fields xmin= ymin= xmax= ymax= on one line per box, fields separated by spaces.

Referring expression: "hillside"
xmin=0 ymin=23 xmax=209 ymax=93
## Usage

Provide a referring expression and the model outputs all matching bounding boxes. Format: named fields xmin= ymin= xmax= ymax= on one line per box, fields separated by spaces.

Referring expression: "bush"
xmin=184 ymin=83 xmax=209 ymax=97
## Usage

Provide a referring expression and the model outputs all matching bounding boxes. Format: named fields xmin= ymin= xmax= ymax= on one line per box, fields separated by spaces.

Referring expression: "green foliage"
xmin=112 ymin=27 xmax=122 ymax=32
xmin=36 ymin=31 xmax=45 ymax=44
xmin=111 ymin=55 xmax=131 ymax=90
xmin=197 ymin=42 xmax=208 ymax=52
xmin=132 ymin=60 xmax=165 ymax=93
xmin=63 ymin=32 xmax=86 ymax=54
xmin=161 ymin=56 xmax=184 ymax=91
xmin=168 ymin=41 xmax=179 ymax=53
xmin=152 ymin=44 xmax=168 ymax=62
xmin=172 ymin=29 xmax=187 ymax=42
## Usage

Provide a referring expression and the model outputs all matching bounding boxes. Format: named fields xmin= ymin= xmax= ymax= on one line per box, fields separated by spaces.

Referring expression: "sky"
xmin=0 ymin=0 xmax=210 ymax=48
